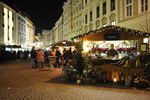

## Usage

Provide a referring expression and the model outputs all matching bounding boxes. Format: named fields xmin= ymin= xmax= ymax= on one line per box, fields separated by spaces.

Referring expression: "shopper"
xmin=55 ymin=48 xmax=61 ymax=68
xmin=67 ymin=47 xmax=73 ymax=60
xmin=30 ymin=47 xmax=37 ymax=68
xmin=63 ymin=48 xmax=68 ymax=66
xmin=36 ymin=49 xmax=45 ymax=68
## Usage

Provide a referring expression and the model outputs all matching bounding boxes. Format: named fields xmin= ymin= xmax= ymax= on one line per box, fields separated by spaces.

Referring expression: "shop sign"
xmin=104 ymin=33 xmax=120 ymax=40
xmin=140 ymin=43 xmax=147 ymax=52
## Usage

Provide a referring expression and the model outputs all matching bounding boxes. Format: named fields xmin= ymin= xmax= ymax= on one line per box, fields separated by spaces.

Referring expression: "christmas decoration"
xmin=71 ymin=25 xmax=150 ymax=40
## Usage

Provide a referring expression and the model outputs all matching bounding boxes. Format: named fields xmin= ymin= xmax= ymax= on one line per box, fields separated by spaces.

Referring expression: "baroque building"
xmin=41 ymin=30 xmax=50 ymax=48
xmin=53 ymin=0 xmax=150 ymax=42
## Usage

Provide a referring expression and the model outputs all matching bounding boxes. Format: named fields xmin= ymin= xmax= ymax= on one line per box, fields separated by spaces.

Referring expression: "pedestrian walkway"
xmin=0 ymin=60 xmax=150 ymax=100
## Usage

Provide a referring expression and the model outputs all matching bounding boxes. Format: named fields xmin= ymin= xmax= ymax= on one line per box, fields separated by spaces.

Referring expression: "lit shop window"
xmin=111 ymin=21 xmax=116 ymax=25
xmin=126 ymin=0 xmax=132 ymax=16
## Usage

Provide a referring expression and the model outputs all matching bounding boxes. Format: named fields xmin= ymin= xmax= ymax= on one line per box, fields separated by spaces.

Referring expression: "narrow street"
xmin=0 ymin=60 xmax=150 ymax=100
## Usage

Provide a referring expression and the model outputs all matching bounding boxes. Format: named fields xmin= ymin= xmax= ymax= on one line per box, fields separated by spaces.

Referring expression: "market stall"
xmin=53 ymin=40 xmax=78 ymax=78
xmin=71 ymin=25 xmax=150 ymax=85
xmin=54 ymin=40 xmax=77 ymax=53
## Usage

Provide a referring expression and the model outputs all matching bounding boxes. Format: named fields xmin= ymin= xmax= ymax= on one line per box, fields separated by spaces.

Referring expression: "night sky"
xmin=1 ymin=0 xmax=67 ymax=34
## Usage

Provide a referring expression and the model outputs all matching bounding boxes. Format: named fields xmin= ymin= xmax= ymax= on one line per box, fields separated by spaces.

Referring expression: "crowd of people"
xmin=30 ymin=46 xmax=74 ymax=69
xmin=0 ymin=46 xmax=30 ymax=63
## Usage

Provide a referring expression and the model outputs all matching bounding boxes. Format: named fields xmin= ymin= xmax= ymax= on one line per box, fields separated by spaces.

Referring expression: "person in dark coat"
xmin=67 ymin=48 xmax=72 ymax=60
xmin=30 ymin=47 xmax=37 ymax=68
xmin=55 ymin=48 xmax=61 ymax=68
xmin=63 ymin=48 xmax=68 ymax=66
xmin=107 ymin=44 xmax=118 ymax=57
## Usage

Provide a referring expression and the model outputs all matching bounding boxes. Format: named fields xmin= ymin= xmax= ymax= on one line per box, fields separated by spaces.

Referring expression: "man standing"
xmin=55 ymin=48 xmax=61 ymax=68
xmin=30 ymin=47 xmax=37 ymax=68
xmin=107 ymin=44 xmax=118 ymax=57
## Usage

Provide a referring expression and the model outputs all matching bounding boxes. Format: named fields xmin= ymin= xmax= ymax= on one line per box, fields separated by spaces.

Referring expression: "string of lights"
xmin=71 ymin=25 xmax=150 ymax=40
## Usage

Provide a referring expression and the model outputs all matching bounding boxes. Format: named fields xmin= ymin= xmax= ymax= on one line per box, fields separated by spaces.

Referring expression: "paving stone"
xmin=0 ymin=60 xmax=150 ymax=100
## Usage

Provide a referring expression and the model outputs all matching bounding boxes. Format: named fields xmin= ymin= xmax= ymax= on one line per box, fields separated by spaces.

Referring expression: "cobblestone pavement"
xmin=0 ymin=60 xmax=150 ymax=100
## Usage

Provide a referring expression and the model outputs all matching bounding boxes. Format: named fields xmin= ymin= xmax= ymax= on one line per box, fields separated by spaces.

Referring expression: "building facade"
xmin=62 ymin=0 xmax=71 ymax=41
xmin=56 ymin=16 xmax=63 ymax=42
xmin=0 ymin=1 xmax=35 ymax=49
xmin=25 ymin=17 xmax=35 ymax=49
xmin=17 ymin=14 xmax=26 ymax=46
xmin=41 ymin=30 xmax=50 ymax=48
xmin=49 ymin=27 xmax=56 ymax=45
xmin=52 ymin=0 xmax=150 ymax=42
xmin=0 ymin=2 xmax=17 ymax=45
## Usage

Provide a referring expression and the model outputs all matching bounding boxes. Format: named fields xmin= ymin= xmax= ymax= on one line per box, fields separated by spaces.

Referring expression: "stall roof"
xmin=71 ymin=25 xmax=150 ymax=40
xmin=55 ymin=40 xmax=77 ymax=46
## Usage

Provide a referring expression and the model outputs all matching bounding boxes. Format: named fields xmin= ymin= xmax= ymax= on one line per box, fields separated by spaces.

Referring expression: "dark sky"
xmin=1 ymin=0 xmax=67 ymax=34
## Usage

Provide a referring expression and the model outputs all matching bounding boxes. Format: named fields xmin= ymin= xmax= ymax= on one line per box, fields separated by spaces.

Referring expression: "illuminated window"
xmin=126 ymin=0 xmax=132 ymax=16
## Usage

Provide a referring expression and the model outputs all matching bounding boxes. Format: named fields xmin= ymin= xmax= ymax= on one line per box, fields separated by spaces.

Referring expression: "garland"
xmin=71 ymin=25 xmax=150 ymax=40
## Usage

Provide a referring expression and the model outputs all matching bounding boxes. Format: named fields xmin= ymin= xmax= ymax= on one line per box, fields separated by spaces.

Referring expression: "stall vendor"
xmin=107 ymin=44 xmax=118 ymax=57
